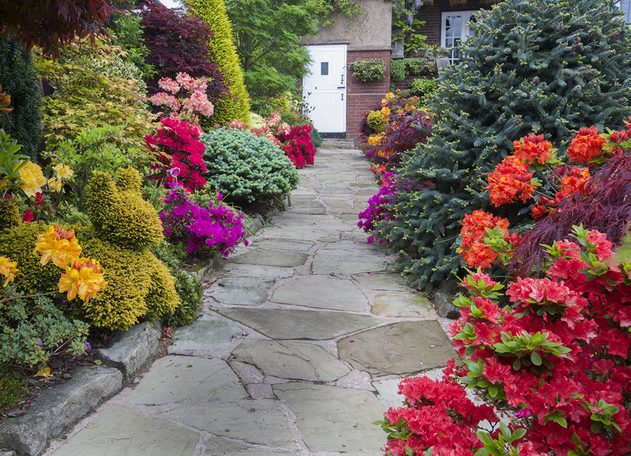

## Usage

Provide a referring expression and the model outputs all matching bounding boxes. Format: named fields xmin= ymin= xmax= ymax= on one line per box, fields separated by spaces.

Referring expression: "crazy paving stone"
xmin=274 ymin=383 xmax=383 ymax=454
xmin=337 ymin=321 xmax=455 ymax=375
xmin=125 ymin=356 xmax=246 ymax=405
xmin=271 ymin=275 xmax=368 ymax=311
xmin=232 ymin=339 xmax=350 ymax=382
xmin=219 ymin=308 xmax=379 ymax=340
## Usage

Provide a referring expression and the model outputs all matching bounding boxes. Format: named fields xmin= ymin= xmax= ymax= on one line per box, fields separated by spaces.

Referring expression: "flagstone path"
xmin=44 ymin=149 xmax=454 ymax=456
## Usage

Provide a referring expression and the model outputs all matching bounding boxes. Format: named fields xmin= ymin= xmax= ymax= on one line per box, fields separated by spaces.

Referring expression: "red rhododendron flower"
xmin=567 ymin=127 xmax=607 ymax=164
xmin=557 ymin=166 xmax=590 ymax=199
xmin=22 ymin=209 xmax=35 ymax=222
xmin=513 ymin=133 xmax=553 ymax=165
xmin=145 ymin=117 xmax=207 ymax=193
xmin=487 ymin=156 xmax=535 ymax=207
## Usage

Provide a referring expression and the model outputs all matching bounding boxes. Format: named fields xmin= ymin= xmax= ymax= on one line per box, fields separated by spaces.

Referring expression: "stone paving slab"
xmin=218 ymin=308 xmax=380 ymax=340
xmin=371 ymin=291 xmax=433 ymax=318
xmin=206 ymin=276 xmax=273 ymax=306
xmin=169 ymin=315 xmax=246 ymax=357
xmin=232 ymin=340 xmax=350 ymax=382
xmin=271 ymin=275 xmax=368 ymax=312
xmin=203 ymin=436 xmax=294 ymax=456
xmin=229 ymin=249 xmax=308 ymax=267
xmin=47 ymin=404 xmax=199 ymax=456
xmin=274 ymin=383 xmax=384 ymax=454
xmin=338 ymin=321 xmax=455 ymax=375
xmin=162 ymin=400 xmax=297 ymax=450
xmin=217 ymin=263 xmax=295 ymax=280
xmin=125 ymin=356 xmax=246 ymax=405
xmin=352 ymin=272 xmax=409 ymax=291
xmin=311 ymin=250 xmax=391 ymax=275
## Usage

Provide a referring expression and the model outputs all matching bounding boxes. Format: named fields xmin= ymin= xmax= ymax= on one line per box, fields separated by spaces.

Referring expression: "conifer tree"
xmin=185 ymin=0 xmax=251 ymax=124
xmin=382 ymin=0 xmax=631 ymax=290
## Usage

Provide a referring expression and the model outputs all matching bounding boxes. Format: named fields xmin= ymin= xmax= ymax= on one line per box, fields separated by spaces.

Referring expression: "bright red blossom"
xmin=513 ymin=133 xmax=553 ymax=165
xmin=567 ymin=127 xmax=607 ymax=164
xmin=487 ymin=156 xmax=535 ymax=207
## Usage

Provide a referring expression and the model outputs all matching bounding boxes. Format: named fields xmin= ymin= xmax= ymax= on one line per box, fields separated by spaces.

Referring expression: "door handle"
xmin=337 ymin=86 xmax=345 ymax=89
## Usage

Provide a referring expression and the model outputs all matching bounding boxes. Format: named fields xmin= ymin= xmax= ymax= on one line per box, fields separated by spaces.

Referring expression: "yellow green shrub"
xmin=0 ymin=199 xmax=20 ymax=232
xmin=0 ymin=221 xmax=59 ymax=293
xmin=186 ymin=0 xmax=251 ymax=125
xmin=85 ymin=168 xmax=163 ymax=249
xmin=144 ymin=253 xmax=179 ymax=320
xmin=80 ymin=239 xmax=147 ymax=329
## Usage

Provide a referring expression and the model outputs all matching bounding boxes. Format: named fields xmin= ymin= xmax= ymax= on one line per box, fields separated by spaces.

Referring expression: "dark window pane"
xmin=321 ymin=62 xmax=329 ymax=75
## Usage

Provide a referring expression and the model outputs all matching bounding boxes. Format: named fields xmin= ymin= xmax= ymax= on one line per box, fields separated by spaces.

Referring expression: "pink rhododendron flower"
xmin=158 ymin=77 xmax=180 ymax=94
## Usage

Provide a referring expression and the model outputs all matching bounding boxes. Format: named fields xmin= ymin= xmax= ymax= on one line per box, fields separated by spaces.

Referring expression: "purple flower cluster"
xmin=160 ymin=188 xmax=247 ymax=255
xmin=357 ymin=173 xmax=399 ymax=244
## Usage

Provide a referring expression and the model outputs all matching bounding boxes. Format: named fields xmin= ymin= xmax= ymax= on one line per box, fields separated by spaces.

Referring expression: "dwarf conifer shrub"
xmin=382 ymin=0 xmax=631 ymax=290
xmin=0 ymin=36 xmax=42 ymax=159
xmin=185 ymin=0 xmax=251 ymax=124
xmin=201 ymin=128 xmax=298 ymax=204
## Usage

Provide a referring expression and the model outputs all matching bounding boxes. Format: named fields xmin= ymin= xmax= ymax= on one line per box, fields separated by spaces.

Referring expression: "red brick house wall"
xmin=416 ymin=0 xmax=494 ymax=45
xmin=346 ymin=50 xmax=391 ymax=140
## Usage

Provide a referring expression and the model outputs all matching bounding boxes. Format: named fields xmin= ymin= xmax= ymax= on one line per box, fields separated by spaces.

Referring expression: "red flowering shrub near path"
xmin=277 ymin=124 xmax=316 ymax=169
xmin=145 ymin=117 xmax=207 ymax=193
xmin=380 ymin=124 xmax=631 ymax=455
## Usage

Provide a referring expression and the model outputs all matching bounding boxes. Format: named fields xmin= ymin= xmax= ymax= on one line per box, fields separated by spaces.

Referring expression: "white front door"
xmin=441 ymin=11 xmax=478 ymax=64
xmin=303 ymin=45 xmax=347 ymax=135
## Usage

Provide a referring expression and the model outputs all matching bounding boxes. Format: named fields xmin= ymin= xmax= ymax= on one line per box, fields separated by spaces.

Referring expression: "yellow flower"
xmin=367 ymin=133 xmax=384 ymax=146
xmin=58 ymin=258 xmax=107 ymax=302
xmin=385 ymin=92 xmax=395 ymax=100
xmin=18 ymin=161 xmax=46 ymax=198
xmin=53 ymin=164 xmax=74 ymax=180
xmin=35 ymin=225 xmax=82 ymax=268
xmin=0 ymin=255 xmax=18 ymax=287
xmin=380 ymin=106 xmax=391 ymax=120
xmin=48 ymin=177 xmax=63 ymax=192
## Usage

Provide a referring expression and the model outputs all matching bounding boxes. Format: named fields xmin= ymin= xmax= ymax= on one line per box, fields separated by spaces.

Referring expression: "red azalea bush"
xmin=228 ymin=112 xmax=317 ymax=168
xmin=380 ymin=124 xmax=631 ymax=455
xmin=145 ymin=117 xmax=207 ymax=193
xmin=277 ymin=124 xmax=316 ymax=169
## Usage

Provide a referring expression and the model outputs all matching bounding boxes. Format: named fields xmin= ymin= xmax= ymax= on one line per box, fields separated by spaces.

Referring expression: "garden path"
xmin=44 ymin=149 xmax=454 ymax=456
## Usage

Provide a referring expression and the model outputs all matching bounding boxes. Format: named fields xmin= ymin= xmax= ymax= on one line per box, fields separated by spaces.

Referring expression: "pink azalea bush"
xmin=150 ymin=72 xmax=214 ymax=125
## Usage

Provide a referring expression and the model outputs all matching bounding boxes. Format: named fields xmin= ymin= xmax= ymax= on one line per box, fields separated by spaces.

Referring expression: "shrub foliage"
xmin=201 ymin=128 xmax=298 ymax=205
xmin=382 ymin=0 xmax=631 ymax=289
xmin=185 ymin=0 xmax=251 ymax=124
xmin=0 ymin=36 xmax=42 ymax=159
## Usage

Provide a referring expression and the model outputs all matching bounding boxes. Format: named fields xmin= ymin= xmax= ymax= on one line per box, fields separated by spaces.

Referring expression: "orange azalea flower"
xmin=458 ymin=210 xmax=512 ymax=269
xmin=58 ymin=258 xmax=106 ymax=302
xmin=487 ymin=156 xmax=535 ymax=207
xmin=567 ymin=127 xmax=607 ymax=164
xmin=367 ymin=133 xmax=385 ymax=146
xmin=0 ymin=255 xmax=18 ymax=287
xmin=512 ymin=133 xmax=553 ymax=165
xmin=35 ymin=225 xmax=82 ymax=268
xmin=557 ymin=166 xmax=590 ymax=199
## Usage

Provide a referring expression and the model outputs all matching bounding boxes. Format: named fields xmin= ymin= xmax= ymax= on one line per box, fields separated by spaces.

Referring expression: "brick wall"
xmin=416 ymin=0 xmax=491 ymax=45
xmin=346 ymin=49 xmax=391 ymax=140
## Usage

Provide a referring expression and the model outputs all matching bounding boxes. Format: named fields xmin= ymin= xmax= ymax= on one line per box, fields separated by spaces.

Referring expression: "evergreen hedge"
xmin=381 ymin=0 xmax=631 ymax=290
xmin=185 ymin=0 xmax=251 ymax=124
xmin=0 ymin=35 xmax=42 ymax=159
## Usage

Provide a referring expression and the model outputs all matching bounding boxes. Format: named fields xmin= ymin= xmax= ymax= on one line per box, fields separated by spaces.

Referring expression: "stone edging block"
xmin=0 ymin=366 xmax=122 ymax=456
xmin=97 ymin=321 xmax=161 ymax=382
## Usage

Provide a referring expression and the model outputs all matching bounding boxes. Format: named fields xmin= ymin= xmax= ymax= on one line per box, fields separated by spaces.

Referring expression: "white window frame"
xmin=440 ymin=10 xmax=478 ymax=64
xmin=619 ymin=0 xmax=631 ymax=21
